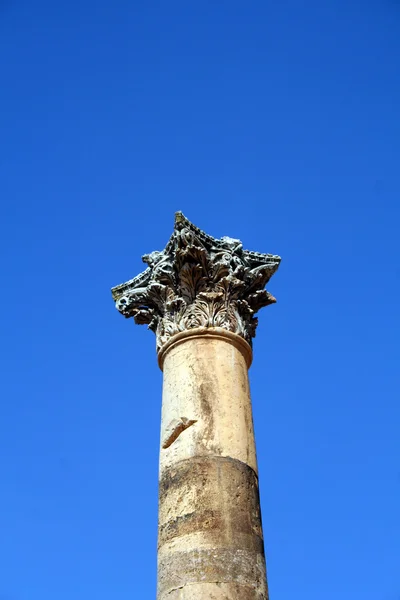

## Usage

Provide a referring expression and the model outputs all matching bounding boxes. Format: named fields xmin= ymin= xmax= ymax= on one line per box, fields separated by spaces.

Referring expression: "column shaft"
xmin=157 ymin=329 xmax=268 ymax=600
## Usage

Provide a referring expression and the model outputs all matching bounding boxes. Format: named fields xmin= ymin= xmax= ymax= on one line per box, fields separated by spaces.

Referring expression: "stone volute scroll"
xmin=111 ymin=212 xmax=281 ymax=358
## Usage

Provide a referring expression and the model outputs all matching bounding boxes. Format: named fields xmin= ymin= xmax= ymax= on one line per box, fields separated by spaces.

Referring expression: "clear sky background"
xmin=1 ymin=1 xmax=399 ymax=598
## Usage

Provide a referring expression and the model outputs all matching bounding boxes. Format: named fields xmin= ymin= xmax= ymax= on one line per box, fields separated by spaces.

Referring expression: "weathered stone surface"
xmin=111 ymin=212 xmax=280 ymax=353
xmin=162 ymin=582 xmax=268 ymax=600
xmin=159 ymin=329 xmax=257 ymax=474
xmin=158 ymin=548 xmax=268 ymax=598
xmin=157 ymin=330 xmax=269 ymax=599
xmin=158 ymin=456 xmax=264 ymax=548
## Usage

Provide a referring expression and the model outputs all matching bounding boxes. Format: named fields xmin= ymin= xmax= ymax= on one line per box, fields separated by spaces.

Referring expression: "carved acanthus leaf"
xmin=112 ymin=212 xmax=281 ymax=352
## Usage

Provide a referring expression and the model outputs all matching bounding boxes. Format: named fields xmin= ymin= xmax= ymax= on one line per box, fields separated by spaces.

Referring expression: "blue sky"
xmin=1 ymin=1 xmax=399 ymax=598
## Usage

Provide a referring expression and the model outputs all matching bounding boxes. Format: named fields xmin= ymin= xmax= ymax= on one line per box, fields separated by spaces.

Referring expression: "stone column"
xmin=111 ymin=213 xmax=280 ymax=600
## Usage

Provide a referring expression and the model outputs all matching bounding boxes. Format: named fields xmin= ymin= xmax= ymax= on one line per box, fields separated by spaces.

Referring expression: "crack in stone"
xmin=162 ymin=418 xmax=197 ymax=449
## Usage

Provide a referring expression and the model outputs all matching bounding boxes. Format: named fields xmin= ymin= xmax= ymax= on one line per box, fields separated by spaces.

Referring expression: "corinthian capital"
xmin=111 ymin=212 xmax=281 ymax=353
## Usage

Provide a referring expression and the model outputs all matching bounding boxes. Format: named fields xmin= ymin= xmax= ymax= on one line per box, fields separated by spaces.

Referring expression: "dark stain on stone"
xmin=158 ymin=455 xmax=264 ymax=551
xmin=197 ymin=377 xmax=215 ymax=441
xmin=159 ymin=508 xmax=225 ymax=544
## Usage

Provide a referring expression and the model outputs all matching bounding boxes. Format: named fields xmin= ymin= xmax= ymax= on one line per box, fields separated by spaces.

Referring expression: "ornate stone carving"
xmin=111 ymin=212 xmax=281 ymax=353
